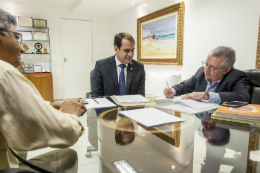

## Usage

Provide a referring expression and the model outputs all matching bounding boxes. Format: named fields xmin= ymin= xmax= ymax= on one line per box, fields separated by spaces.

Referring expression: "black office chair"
xmin=86 ymin=69 xmax=94 ymax=98
xmin=244 ymin=69 xmax=260 ymax=104
xmin=0 ymin=169 xmax=38 ymax=173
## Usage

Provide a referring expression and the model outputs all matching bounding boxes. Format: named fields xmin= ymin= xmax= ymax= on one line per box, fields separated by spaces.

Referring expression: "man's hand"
xmin=163 ymin=88 xmax=175 ymax=98
xmin=81 ymin=103 xmax=87 ymax=116
xmin=181 ymin=92 xmax=205 ymax=101
xmin=60 ymin=98 xmax=83 ymax=117
xmin=50 ymin=102 xmax=62 ymax=110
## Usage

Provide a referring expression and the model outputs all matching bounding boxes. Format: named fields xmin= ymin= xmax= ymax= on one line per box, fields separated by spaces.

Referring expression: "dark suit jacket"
xmin=91 ymin=55 xmax=145 ymax=97
xmin=173 ymin=67 xmax=250 ymax=103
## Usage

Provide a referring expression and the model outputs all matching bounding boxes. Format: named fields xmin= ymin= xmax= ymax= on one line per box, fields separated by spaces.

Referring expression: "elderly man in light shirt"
xmin=0 ymin=9 xmax=86 ymax=172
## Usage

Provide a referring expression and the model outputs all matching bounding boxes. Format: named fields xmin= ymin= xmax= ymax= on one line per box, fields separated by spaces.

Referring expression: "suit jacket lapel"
xmin=109 ymin=56 xmax=118 ymax=87
xmin=200 ymin=78 xmax=207 ymax=91
xmin=126 ymin=62 xmax=134 ymax=94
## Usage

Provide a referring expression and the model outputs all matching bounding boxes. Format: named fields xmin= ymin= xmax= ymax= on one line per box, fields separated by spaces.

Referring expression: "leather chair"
xmin=85 ymin=69 xmax=98 ymax=158
xmin=0 ymin=169 xmax=38 ymax=173
xmin=244 ymin=69 xmax=260 ymax=104
xmin=86 ymin=69 xmax=94 ymax=98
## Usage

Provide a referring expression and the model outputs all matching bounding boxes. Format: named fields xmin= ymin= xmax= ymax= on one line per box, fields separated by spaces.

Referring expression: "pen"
xmin=166 ymin=81 xmax=170 ymax=88
xmin=93 ymin=99 xmax=99 ymax=104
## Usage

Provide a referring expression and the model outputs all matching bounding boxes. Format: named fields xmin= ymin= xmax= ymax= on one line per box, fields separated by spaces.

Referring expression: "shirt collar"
xmin=115 ymin=55 xmax=128 ymax=67
xmin=205 ymin=77 xmax=223 ymax=86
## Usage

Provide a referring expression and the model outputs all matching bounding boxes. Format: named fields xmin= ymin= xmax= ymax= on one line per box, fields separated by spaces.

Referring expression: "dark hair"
xmin=114 ymin=32 xmax=135 ymax=50
xmin=0 ymin=8 xmax=17 ymax=35
xmin=209 ymin=46 xmax=236 ymax=67
xmin=207 ymin=128 xmax=230 ymax=146
xmin=115 ymin=131 xmax=135 ymax=146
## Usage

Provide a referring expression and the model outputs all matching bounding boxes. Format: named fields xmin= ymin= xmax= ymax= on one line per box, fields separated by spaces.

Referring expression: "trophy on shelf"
xmin=22 ymin=43 xmax=29 ymax=52
xmin=43 ymin=47 xmax=49 ymax=54
xmin=34 ymin=43 xmax=43 ymax=54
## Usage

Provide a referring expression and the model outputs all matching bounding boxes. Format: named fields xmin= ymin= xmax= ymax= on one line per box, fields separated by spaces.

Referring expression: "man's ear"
xmin=223 ymin=67 xmax=231 ymax=75
xmin=115 ymin=130 xmax=120 ymax=136
xmin=114 ymin=45 xmax=118 ymax=52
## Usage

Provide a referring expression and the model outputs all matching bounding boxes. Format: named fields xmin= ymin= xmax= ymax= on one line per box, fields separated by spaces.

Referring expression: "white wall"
xmin=112 ymin=0 xmax=260 ymax=80
xmin=0 ymin=0 xmax=114 ymax=100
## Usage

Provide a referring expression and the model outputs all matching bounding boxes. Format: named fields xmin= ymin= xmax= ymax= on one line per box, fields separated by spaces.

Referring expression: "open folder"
xmin=111 ymin=95 xmax=156 ymax=107
xmin=120 ymin=108 xmax=184 ymax=127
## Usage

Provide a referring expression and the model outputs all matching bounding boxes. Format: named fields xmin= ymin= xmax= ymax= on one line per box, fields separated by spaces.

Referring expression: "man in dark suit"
xmin=164 ymin=46 xmax=250 ymax=104
xmin=91 ymin=32 xmax=145 ymax=97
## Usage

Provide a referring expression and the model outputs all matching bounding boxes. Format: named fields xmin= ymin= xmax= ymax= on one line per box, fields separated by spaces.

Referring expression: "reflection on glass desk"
xmin=9 ymin=96 xmax=260 ymax=173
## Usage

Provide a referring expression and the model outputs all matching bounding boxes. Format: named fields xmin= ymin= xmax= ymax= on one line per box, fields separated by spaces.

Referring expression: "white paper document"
xmin=174 ymin=97 xmax=218 ymax=109
xmin=154 ymin=96 xmax=220 ymax=114
xmin=114 ymin=95 xmax=150 ymax=103
xmin=120 ymin=108 xmax=184 ymax=127
xmin=84 ymin=98 xmax=116 ymax=109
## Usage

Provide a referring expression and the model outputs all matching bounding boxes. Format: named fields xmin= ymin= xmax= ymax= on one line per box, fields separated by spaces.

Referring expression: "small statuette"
xmin=43 ymin=47 xmax=49 ymax=54
xmin=22 ymin=43 xmax=29 ymax=52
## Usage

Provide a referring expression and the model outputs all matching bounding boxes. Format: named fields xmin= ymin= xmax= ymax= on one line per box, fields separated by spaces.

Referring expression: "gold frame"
xmin=256 ymin=16 xmax=260 ymax=69
xmin=148 ymin=112 xmax=181 ymax=147
xmin=137 ymin=2 xmax=185 ymax=65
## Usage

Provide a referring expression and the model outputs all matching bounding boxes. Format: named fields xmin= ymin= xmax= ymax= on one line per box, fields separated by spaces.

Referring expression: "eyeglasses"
xmin=202 ymin=61 xmax=223 ymax=72
xmin=0 ymin=29 xmax=22 ymax=44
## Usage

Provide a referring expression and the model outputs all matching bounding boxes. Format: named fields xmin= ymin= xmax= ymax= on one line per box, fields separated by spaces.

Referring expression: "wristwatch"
xmin=203 ymin=92 xmax=210 ymax=100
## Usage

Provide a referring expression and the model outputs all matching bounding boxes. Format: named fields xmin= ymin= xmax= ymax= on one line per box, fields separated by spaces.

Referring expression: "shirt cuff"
xmin=209 ymin=92 xmax=221 ymax=104
xmin=69 ymin=114 xmax=85 ymax=137
xmin=171 ymin=87 xmax=177 ymax=96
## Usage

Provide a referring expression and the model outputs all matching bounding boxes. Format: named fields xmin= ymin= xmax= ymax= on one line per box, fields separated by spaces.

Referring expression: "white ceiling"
xmin=8 ymin=0 xmax=147 ymax=17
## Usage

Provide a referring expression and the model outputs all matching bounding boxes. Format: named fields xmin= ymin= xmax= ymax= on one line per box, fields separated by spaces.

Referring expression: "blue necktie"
xmin=119 ymin=64 xmax=126 ymax=95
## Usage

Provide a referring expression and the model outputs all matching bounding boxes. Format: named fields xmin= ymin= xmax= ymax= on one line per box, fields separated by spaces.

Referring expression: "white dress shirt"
xmin=115 ymin=55 xmax=128 ymax=83
xmin=0 ymin=60 xmax=85 ymax=169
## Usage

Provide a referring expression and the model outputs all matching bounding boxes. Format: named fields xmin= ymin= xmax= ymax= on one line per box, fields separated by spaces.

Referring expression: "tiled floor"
xmin=27 ymin=113 xmax=99 ymax=173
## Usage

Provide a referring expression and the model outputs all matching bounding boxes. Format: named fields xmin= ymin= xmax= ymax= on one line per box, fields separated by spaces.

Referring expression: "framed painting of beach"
xmin=256 ymin=16 xmax=260 ymax=69
xmin=137 ymin=2 xmax=185 ymax=65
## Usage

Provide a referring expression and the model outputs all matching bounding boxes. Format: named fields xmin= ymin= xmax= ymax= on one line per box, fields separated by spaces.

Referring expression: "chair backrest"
xmin=86 ymin=69 xmax=94 ymax=98
xmin=244 ymin=69 xmax=260 ymax=104
xmin=0 ymin=168 xmax=38 ymax=173
xmin=90 ymin=69 xmax=94 ymax=92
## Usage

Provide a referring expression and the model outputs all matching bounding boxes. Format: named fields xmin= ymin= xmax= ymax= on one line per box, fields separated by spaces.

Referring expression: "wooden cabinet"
xmin=23 ymin=73 xmax=53 ymax=102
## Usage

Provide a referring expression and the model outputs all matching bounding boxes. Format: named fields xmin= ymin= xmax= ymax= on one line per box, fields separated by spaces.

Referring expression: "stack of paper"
xmin=120 ymin=108 xmax=184 ymax=127
xmin=154 ymin=96 xmax=220 ymax=114
xmin=114 ymin=95 xmax=150 ymax=103
xmin=84 ymin=98 xmax=116 ymax=109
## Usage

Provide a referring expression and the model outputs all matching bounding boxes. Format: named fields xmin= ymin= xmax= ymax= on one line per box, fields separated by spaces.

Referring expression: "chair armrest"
xmin=86 ymin=92 xmax=91 ymax=98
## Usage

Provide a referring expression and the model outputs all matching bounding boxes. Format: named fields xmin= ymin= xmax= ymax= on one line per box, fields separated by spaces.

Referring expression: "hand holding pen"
xmin=163 ymin=81 xmax=175 ymax=98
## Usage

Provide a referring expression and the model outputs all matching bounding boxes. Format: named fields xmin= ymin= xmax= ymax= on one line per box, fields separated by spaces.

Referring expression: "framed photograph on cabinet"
xmin=18 ymin=30 xmax=33 ymax=41
xmin=33 ymin=19 xmax=47 ymax=28
xmin=137 ymin=2 xmax=185 ymax=65
xmin=18 ymin=16 xmax=33 ymax=27
xmin=33 ymin=31 xmax=48 ymax=41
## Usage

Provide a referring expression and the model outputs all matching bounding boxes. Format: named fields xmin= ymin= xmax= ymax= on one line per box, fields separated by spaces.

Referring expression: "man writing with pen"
xmin=164 ymin=46 xmax=250 ymax=104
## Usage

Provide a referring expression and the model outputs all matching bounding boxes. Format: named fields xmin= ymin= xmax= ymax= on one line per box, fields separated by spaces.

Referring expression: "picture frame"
xmin=33 ymin=65 xmax=42 ymax=73
xmin=33 ymin=19 xmax=47 ymax=28
xmin=137 ymin=2 xmax=185 ymax=65
xmin=256 ymin=16 xmax=260 ymax=69
xmin=18 ymin=16 xmax=33 ymax=27
xmin=147 ymin=112 xmax=181 ymax=147
xmin=137 ymin=109 xmax=181 ymax=148
xmin=18 ymin=30 xmax=33 ymax=41
xmin=33 ymin=31 xmax=48 ymax=41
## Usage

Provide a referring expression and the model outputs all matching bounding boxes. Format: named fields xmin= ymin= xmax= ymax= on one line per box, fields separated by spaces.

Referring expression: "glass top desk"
xmin=10 ymin=96 xmax=260 ymax=173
